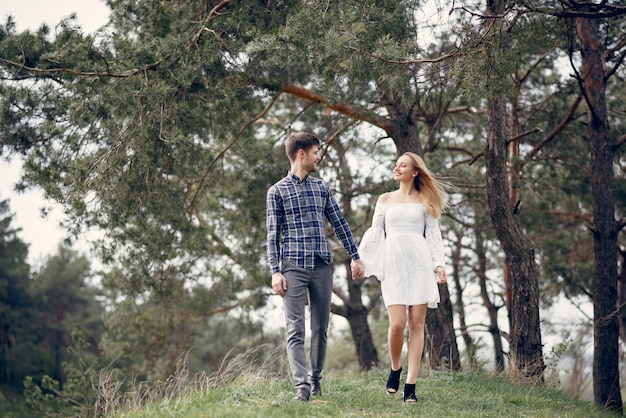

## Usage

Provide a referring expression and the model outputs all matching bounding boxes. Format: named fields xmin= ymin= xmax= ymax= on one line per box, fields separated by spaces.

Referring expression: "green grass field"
xmin=113 ymin=368 xmax=617 ymax=418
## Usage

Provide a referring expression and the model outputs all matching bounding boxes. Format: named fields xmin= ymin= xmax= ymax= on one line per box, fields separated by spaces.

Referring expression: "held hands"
xmin=435 ymin=266 xmax=447 ymax=284
xmin=350 ymin=259 xmax=365 ymax=280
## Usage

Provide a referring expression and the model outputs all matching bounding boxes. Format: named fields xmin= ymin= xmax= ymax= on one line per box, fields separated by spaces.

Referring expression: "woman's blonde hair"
xmin=404 ymin=152 xmax=449 ymax=218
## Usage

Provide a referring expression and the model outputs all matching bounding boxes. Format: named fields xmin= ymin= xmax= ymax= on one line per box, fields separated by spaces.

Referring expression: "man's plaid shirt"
xmin=266 ymin=173 xmax=360 ymax=274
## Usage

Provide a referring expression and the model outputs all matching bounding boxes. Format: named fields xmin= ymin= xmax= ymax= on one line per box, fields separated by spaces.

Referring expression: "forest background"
xmin=1 ymin=0 xmax=625 ymax=416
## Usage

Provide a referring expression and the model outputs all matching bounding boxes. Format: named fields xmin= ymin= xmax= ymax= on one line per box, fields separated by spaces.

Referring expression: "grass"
xmin=112 ymin=367 xmax=617 ymax=418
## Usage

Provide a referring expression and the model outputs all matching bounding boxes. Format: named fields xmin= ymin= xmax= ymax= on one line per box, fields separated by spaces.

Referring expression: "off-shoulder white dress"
xmin=358 ymin=202 xmax=445 ymax=308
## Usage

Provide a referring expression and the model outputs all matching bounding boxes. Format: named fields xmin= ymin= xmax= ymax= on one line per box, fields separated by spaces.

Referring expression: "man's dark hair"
xmin=285 ymin=132 xmax=321 ymax=161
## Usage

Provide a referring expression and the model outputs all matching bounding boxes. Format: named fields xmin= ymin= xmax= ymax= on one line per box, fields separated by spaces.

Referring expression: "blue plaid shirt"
xmin=266 ymin=173 xmax=360 ymax=274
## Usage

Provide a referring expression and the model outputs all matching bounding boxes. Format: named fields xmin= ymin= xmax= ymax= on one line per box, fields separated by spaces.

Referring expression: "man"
xmin=266 ymin=131 xmax=365 ymax=402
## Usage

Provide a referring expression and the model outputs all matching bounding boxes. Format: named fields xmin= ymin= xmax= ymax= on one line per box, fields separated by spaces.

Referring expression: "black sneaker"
xmin=311 ymin=380 xmax=322 ymax=397
xmin=293 ymin=387 xmax=310 ymax=402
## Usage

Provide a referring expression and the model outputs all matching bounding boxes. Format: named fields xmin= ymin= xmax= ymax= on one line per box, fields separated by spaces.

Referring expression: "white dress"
xmin=358 ymin=202 xmax=445 ymax=308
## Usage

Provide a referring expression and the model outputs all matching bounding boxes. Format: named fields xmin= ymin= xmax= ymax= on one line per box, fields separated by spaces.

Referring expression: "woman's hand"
xmin=435 ymin=266 xmax=447 ymax=284
xmin=351 ymin=259 xmax=365 ymax=280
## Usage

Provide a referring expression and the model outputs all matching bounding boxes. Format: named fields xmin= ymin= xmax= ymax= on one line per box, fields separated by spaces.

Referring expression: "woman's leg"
xmin=405 ymin=304 xmax=428 ymax=384
xmin=387 ymin=305 xmax=407 ymax=370
xmin=386 ymin=304 xmax=406 ymax=393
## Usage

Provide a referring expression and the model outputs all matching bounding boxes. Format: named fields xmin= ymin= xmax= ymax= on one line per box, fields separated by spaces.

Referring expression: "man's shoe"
xmin=311 ymin=380 xmax=322 ymax=397
xmin=293 ymin=387 xmax=310 ymax=402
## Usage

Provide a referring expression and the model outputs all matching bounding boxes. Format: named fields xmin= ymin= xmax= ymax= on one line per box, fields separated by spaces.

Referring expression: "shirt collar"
xmin=288 ymin=172 xmax=309 ymax=184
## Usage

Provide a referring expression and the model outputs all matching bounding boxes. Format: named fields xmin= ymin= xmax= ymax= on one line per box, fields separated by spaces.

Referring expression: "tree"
xmin=449 ymin=0 xmax=548 ymax=378
xmin=574 ymin=7 xmax=625 ymax=415
xmin=31 ymin=245 xmax=104 ymax=390
xmin=0 ymin=197 xmax=33 ymax=391
xmin=0 ymin=0 xmax=462 ymax=372
xmin=509 ymin=0 xmax=626 ymax=412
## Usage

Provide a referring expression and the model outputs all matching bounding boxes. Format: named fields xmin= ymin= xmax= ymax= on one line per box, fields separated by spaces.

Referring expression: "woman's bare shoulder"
xmin=377 ymin=192 xmax=395 ymax=204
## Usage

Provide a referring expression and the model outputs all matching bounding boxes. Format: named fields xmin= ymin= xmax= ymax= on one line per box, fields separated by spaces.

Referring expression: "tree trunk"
xmin=425 ymin=285 xmax=461 ymax=371
xmin=328 ymin=132 xmax=380 ymax=371
xmin=385 ymin=98 xmax=423 ymax=156
xmin=344 ymin=290 xmax=380 ymax=371
xmin=346 ymin=265 xmax=380 ymax=371
xmin=451 ymin=232 xmax=478 ymax=367
xmin=475 ymin=226 xmax=505 ymax=371
xmin=55 ymin=304 xmax=65 ymax=390
xmin=575 ymin=16 xmax=623 ymax=414
xmin=618 ymin=251 xmax=626 ymax=345
xmin=0 ymin=323 xmax=7 ymax=384
xmin=485 ymin=95 xmax=545 ymax=379
xmin=332 ymin=259 xmax=380 ymax=371
xmin=483 ymin=0 xmax=544 ymax=381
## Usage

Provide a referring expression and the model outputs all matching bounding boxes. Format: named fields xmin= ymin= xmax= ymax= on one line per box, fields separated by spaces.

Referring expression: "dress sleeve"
xmin=425 ymin=212 xmax=446 ymax=270
xmin=358 ymin=202 xmax=385 ymax=280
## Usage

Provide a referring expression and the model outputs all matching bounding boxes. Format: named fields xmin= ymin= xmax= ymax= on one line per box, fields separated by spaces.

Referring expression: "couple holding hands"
xmin=266 ymin=132 xmax=448 ymax=403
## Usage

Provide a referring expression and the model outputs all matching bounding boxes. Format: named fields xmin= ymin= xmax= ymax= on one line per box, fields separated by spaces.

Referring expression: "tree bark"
xmin=385 ymin=103 xmax=423 ymax=156
xmin=343 ymin=271 xmax=380 ymax=371
xmin=575 ymin=15 xmax=623 ymax=414
xmin=475 ymin=226 xmax=505 ymax=371
xmin=329 ymin=132 xmax=380 ymax=371
xmin=332 ymin=260 xmax=380 ymax=371
xmin=425 ymin=285 xmax=461 ymax=371
xmin=485 ymin=95 xmax=545 ymax=379
xmin=451 ymin=232 xmax=478 ymax=367
xmin=483 ymin=0 xmax=545 ymax=381
xmin=618 ymin=251 xmax=626 ymax=346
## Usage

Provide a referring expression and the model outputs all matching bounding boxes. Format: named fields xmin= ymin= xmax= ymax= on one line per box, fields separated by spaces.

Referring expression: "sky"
xmin=0 ymin=1 xmax=110 ymax=264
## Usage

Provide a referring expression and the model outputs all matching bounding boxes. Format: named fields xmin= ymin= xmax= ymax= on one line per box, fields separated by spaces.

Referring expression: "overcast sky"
xmin=0 ymin=1 xmax=109 ymax=264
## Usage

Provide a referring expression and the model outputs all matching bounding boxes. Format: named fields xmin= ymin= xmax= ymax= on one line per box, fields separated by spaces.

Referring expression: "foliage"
xmin=0 ymin=198 xmax=35 ymax=391
xmin=0 ymin=200 xmax=105 ymax=414
xmin=31 ymin=245 xmax=104 ymax=386
xmin=23 ymin=330 xmax=102 ymax=418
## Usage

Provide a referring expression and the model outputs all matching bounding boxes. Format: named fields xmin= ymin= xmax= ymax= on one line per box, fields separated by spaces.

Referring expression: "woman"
xmin=359 ymin=152 xmax=448 ymax=403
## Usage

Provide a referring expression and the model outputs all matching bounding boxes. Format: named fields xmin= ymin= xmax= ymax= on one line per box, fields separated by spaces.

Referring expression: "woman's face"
xmin=393 ymin=155 xmax=417 ymax=182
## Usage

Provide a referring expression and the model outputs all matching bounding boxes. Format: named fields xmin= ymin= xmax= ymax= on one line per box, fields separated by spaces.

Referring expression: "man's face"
xmin=303 ymin=145 xmax=321 ymax=172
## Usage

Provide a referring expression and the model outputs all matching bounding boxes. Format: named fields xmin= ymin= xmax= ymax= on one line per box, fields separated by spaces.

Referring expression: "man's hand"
xmin=350 ymin=259 xmax=365 ymax=280
xmin=272 ymin=272 xmax=287 ymax=297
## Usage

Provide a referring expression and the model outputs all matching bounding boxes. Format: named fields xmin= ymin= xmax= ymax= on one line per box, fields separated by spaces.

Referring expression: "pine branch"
xmin=184 ymin=92 xmax=281 ymax=214
xmin=529 ymin=91 xmax=583 ymax=158
xmin=523 ymin=1 xmax=626 ymax=19
xmin=343 ymin=45 xmax=460 ymax=65
xmin=189 ymin=0 xmax=232 ymax=47
xmin=0 ymin=56 xmax=161 ymax=80
xmin=282 ymin=84 xmax=389 ymax=131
